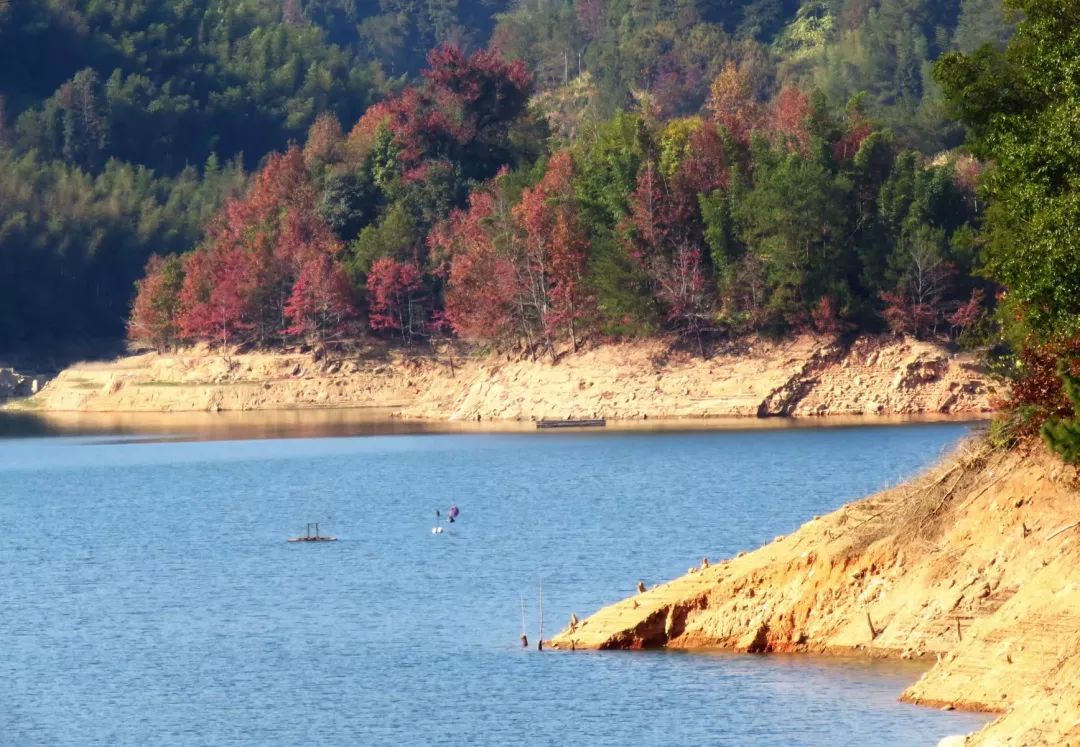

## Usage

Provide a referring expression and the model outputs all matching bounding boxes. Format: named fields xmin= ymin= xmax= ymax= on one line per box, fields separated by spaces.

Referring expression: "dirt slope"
xmin=550 ymin=442 xmax=1080 ymax=746
xmin=13 ymin=334 xmax=993 ymax=419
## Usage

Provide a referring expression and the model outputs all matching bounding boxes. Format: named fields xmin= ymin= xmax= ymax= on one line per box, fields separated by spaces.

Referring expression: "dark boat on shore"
xmin=288 ymin=523 xmax=337 ymax=542
xmin=535 ymin=418 xmax=607 ymax=429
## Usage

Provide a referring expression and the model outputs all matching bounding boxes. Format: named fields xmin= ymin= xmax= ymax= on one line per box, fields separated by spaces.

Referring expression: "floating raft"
xmin=535 ymin=418 xmax=607 ymax=429
xmin=288 ymin=523 xmax=338 ymax=542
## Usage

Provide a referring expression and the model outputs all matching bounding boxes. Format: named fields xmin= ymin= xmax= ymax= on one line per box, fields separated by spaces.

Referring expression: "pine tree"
xmin=1042 ymin=361 xmax=1080 ymax=464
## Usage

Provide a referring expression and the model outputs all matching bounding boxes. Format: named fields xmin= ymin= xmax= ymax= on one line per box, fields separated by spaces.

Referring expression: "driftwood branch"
xmin=1046 ymin=520 xmax=1080 ymax=541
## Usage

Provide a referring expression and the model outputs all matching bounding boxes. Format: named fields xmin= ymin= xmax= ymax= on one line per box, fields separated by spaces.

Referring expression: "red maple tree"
xmin=769 ymin=86 xmax=811 ymax=154
xmin=434 ymin=183 xmax=521 ymax=343
xmin=366 ymin=257 xmax=426 ymax=342
xmin=385 ymin=45 xmax=532 ymax=176
xmin=514 ymin=150 xmax=594 ymax=354
xmin=175 ymin=145 xmax=355 ymax=348
xmin=625 ymin=160 xmax=716 ymax=350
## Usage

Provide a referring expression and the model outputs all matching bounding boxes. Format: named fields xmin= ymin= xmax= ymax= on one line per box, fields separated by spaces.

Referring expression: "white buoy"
xmin=432 ymin=526 xmax=444 ymax=534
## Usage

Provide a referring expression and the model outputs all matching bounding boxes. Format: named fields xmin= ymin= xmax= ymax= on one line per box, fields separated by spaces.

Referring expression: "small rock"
xmin=936 ymin=734 xmax=966 ymax=747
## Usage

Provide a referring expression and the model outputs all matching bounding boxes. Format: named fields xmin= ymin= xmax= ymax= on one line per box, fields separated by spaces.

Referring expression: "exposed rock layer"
xmin=13 ymin=334 xmax=993 ymax=418
xmin=550 ymin=443 xmax=1080 ymax=746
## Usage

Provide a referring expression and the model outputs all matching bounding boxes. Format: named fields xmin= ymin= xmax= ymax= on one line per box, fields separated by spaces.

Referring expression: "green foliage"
xmin=936 ymin=0 xmax=1080 ymax=343
xmin=1 ymin=0 xmax=384 ymax=174
xmin=570 ymin=113 xmax=653 ymax=332
xmin=0 ymin=149 xmax=244 ymax=348
xmin=572 ymin=113 xmax=649 ymax=229
xmin=733 ymin=148 xmax=847 ymax=324
xmin=699 ymin=188 xmax=738 ymax=276
xmin=488 ymin=0 xmax=1012 ymax=154
xmin=347 ymin=202 xmax=420 ymax=277
xmin=585 ymin=233 xmax=658 ymax=337
xmin=1042 ymin=362 xmax=1080 ymax=463
xmin=952 ymin=0 xmax=1016 ymax=53
xmin=0 ymin=0 xmax=1009 ymax=350
xmin=319 ymin=171 xmax=380 ymax=241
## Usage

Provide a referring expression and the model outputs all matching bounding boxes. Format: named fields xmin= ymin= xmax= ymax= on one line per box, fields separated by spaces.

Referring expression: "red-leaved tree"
xmin=284 ymin=254 xmax=356 ymax=341
xmin=432 ymin=180 xmax=522 ymax=344
xmin=385 ymin=46 xmax=532 ymax=179
xmin=174 ymin=146 xmax=355 ymax=348
xmin=810 ymin=295 xmax=846 ymax=337
xmin=769 ymin=86 xmax=811 ymax=155
xmin=366 ymin=258 xmax=426 ymax=342
xmin=833 ymin=109 xmax=874 ymax=164
xmin=947 ymin=288 xmax=986 ymax=338
xmin=513 ymin=150 xmax=593 ymax=354
xmin=625 ymin=160 xmax=716 ymax=351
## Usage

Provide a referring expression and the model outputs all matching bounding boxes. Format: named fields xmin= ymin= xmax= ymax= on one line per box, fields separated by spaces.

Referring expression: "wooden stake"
xmin=538 ymin=577 xmax=544 ymax=651
xmin=865 ymin=611 xmax=876 ymax=640
xmin=519 ymin=593 xmax=528 ymax=648
xmin=956 ymin=618 xmax=962 ymax=641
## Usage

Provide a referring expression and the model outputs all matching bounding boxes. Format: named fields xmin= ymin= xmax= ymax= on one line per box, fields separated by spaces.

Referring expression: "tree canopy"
xmin=933 ymin=0 xmax=1080 ymax=457
xmin=0 ymin=0 xmax=1012 ymax=351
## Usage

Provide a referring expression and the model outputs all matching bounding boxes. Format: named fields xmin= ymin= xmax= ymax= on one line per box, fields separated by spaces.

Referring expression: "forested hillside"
xmin=0 ymin=0 xmax=1012 ymax=351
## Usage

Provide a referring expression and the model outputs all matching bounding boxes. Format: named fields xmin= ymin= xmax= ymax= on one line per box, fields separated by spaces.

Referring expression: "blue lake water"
xmin=0 ymin=417 xmax=991 ymax=745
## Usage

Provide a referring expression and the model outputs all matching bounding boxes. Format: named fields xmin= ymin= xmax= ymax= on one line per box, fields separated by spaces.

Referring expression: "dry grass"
xmin=842 ymin=437 xmax=998 ymax=553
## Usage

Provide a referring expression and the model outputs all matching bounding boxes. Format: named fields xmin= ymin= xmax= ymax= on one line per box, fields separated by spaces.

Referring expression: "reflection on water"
xmin=0 ymin=407 xmax=987 ymax=442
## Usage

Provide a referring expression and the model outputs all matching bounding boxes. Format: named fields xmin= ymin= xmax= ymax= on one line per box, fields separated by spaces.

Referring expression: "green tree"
xmin=733 ymin=145 xmax=850 ymax=327
xmin=935 ymin=0 xmax=1080 ymax=342
xmin=1042 ymin=362 xmax=1080 ymax=463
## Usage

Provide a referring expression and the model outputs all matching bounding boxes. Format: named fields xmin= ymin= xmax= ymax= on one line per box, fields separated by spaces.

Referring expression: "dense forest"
xmin=0 ymin=0 xmax=1015 ymax=351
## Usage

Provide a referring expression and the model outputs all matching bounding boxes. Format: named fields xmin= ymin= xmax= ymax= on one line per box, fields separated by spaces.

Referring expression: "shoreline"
xmin=7 ymin=333 xmax=995 ymax=420
xmin=548 ymin=440 xmax=1080 ymax=745
xmin=0 ymin=408 xmax=987 ymax=442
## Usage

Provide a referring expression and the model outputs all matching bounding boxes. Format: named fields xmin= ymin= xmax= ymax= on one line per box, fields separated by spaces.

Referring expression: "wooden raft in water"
xmin=288 ymin=523 xmax=337 ymax=542
xmin=535 ymin=418 xmax=607 ymax=429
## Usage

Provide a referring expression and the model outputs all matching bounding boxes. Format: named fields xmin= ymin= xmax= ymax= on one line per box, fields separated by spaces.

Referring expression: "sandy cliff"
xmin=13 ymin=334 xmax=993 ymax=418
xmin=550 ymin=442 xmax=1080 ymax=746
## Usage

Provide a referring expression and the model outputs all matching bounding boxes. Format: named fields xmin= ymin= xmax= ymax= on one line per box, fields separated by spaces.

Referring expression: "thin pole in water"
xmin=519 ymin=593 xmax=528 ymax=648
xmin=538 ymin=577 xmax=544 ymax=651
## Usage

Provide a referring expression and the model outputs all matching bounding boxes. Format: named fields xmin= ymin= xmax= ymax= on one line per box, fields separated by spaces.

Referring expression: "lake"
xmin=0 ymin=415 xmax=991 ymax=745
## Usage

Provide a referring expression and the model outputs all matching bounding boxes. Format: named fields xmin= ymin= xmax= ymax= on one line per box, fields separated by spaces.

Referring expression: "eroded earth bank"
xmin=12 ymin=334 xmax=992 ymax=419
xmin=550 ymin=442 xmax=1080 ymax=746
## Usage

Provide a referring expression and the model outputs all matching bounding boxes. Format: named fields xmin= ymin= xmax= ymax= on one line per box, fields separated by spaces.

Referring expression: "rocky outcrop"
xmin=549 ymin=442 xmax=1080 ymax=746
xmin=10 ymin=334 xmax=994 ymax=419
xmin=788 ymin=336 xmax=993 ymax=417
xmin=757 ymin=341 xmax=849 ymax=416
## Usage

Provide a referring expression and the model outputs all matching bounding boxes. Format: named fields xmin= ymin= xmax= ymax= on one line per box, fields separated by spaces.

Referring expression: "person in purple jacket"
xmin=448 ymin=504 xmax=459 ymax=523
